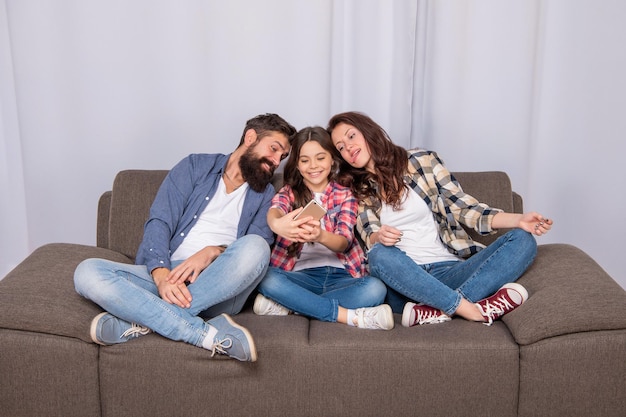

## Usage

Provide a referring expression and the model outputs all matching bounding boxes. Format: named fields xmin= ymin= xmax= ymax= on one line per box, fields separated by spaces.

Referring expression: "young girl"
xmin=253 ymin=126 xmax=394 ymax=330
xmin=327 ymin=112 xmax=553 ymax=327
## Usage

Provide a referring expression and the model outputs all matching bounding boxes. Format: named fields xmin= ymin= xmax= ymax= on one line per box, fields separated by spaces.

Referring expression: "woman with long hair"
xmin=327 ymin=112 xmax=552 ymax=327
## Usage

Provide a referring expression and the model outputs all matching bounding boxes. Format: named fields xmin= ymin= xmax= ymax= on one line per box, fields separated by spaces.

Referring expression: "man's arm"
xmin=135 ymin=156 xmax=198 ymax=272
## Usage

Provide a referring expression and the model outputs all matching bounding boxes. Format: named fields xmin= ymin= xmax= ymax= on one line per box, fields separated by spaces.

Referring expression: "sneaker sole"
xmin=221 ymin=314 xmax=258 ymax=362
xmin=252 ymin=293 xmax=265 ymax=315
xmin=379 ymin=304 xmax=395 ymax=330
xmin=90 ymin=312 xmax=110 ymax=346
xmin=502 ymin=282 xmax=529 ymax=303
xmin=401 ymin=302 xmax=416 ymax=327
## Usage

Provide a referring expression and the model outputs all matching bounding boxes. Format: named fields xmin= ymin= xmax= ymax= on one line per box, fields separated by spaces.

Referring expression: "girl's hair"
xmin=327 ymin=112 xmax=408 ymax=208
xmin=282 ymin=126 xmax=341 ymax=258
xmin=283 ymin=126 xmax=341 ymax=209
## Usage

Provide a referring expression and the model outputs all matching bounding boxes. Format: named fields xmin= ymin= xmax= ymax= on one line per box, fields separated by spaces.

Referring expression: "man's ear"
xmin=243 ymin=129 xmax=258 ymax=147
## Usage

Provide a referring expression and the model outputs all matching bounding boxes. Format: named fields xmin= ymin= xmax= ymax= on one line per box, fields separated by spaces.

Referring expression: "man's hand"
xmin=151 ymin=245 xmax=225 ymax=309
xmin=167 ymin=246 xmax=225 ymax=285
xmin=152 ymin=267 xmax=192 ymax=308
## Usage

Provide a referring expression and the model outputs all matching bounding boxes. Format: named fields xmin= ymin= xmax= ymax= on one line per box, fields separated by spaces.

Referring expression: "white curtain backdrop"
xmin=1 ymin=0 xmax=624 ymax=289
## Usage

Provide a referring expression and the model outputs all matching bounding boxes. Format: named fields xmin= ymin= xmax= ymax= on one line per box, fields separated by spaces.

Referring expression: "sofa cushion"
xmin=0 ymin=243 xmax=132 ymax=343
xmin=504 ymin=244 xmax=626 ymax=345
xmin=0 ymin=329 xmax=101 ymax=417
xmin=96 ymin=311 xmax=520 ymax=417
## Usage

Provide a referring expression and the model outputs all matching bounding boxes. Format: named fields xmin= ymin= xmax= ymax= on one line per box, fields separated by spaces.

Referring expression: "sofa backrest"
xmin=97 ymin=170 xmax=522 ymax=260
xmin=451 ymin=171 xmax=519 ymax=246
xmin=103 ymin=170 xmax=169 ymax=260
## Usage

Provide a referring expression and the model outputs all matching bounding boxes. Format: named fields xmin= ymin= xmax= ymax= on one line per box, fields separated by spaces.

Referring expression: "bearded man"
xmin=74 ymin=114 xmax=296 ymax=362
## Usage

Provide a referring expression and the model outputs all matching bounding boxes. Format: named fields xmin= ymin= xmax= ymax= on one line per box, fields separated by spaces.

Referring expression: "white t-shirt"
xmin=380 ymin=188 xmax=460 ymax=265
xmin=294 ymin=192 xmax=344 ymax=271
xmin=171 ymin=177 xmax=248 ymax=261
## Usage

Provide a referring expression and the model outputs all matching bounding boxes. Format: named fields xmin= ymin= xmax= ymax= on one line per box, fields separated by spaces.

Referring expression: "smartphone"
xmin=293 ymin=200 xmax=327 ymax=221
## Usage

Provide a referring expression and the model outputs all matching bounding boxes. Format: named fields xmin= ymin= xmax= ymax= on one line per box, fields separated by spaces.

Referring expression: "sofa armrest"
xmin=512 ymin=191 xmax=523 ymax=214
xmin=97 ymin=191 xmax=112 ymax=249
xmin=504 ymin=243 xmax=626 ymax=345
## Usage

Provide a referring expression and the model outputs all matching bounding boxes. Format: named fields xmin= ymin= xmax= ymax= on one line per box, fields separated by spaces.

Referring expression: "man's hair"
xmin=238 ymin=113 xmax=297 ymax=146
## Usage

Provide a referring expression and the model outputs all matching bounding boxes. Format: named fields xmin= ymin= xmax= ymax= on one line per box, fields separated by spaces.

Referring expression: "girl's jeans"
xmin=368 ymin=229 xmax=537 ymax=315
xmin=74 ymin=234 xmax=270 ymax=346
xmin=258 ymin=266 xmax=387 ymax=322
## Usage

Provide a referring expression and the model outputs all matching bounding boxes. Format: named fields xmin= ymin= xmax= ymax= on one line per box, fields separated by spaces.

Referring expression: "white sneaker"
xmin=253 ymin=294 xmax=291 ymax=316
xmin=354 ymin=304 xmax=394 ymax=330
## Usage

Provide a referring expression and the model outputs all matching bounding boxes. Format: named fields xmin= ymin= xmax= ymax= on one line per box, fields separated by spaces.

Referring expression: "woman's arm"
xmin=492 ymin=212 xmax=553 ymax=236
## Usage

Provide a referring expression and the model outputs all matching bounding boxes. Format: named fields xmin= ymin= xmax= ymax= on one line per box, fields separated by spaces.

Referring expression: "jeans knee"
xmin=360 ymin=277 xmax=387 ymax=305
xmin=370 ymin=278 xmax=387 ymax=301
xmin=257 ymin=268 xmax=282 ymax=294
xmin=510 ymin=229 xmax=537 ymax=260
xmin=367 ymin=244 xmax=393 ymax=271
xmin=237 ymin=235 xmax=270 ymax=264
xmin=73 ymin=258 xmax=99 ymax=295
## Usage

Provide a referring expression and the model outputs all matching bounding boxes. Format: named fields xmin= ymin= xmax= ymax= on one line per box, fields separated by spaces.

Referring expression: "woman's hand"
xmin=371 ymin=224 xmax=403 ymax=246
xmin=518 ymin=212 xmax=553 ymax=236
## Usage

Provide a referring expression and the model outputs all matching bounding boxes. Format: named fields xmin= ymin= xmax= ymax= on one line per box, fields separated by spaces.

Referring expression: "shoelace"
xmin=267 ymin=302 xmax=289 ymax=315
xmin=415 ymin=308 xmax=449 ymax=325
xmin=357 ymin=308 xmax=383 ymax=329
xmin=120 ymin=323 xmax=151 ymax=339
xmin=479 ymin=296 xmax=516 ymax=326
xmin=210 ymin=337 xmax=233 ymax=357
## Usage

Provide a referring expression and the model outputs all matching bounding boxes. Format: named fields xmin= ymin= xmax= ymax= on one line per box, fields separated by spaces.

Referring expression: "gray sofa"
xmin=1 ymin=169 xmax=625 ymax=417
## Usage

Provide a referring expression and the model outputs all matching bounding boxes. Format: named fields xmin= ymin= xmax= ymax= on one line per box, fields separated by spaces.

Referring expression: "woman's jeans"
xmin=368 ymin=229 xmax=537 ymax=315
xmin=258 ymin=266 xmax=387 ymax=322
xmin=74 ymin=234 xmax=270 ymax=347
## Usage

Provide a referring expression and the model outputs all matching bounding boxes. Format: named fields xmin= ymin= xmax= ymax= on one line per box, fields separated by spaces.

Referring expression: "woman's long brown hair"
xmin=327 ymin=112 xmax=408 ymax=208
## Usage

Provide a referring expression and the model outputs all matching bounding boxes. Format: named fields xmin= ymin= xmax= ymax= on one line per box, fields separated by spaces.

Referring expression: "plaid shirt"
xmin=357 ymin=149 xmax=502 ymax=258
xmin=270 ymin=181 xmax=368 ymax=277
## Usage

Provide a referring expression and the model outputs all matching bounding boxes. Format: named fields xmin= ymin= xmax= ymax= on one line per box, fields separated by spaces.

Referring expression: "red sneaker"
xmin=402 ymin=302 xmax=452 ymax=327
xmin=475 ymin=283 xmax=528 ymax=326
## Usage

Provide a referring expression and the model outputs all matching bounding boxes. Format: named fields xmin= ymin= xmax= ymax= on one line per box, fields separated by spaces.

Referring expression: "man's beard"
xmin=239 ymin=147 xmax=276 ymax=193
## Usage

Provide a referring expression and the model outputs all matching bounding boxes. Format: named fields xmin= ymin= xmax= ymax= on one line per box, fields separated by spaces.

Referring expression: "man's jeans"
xmin=258 ymin=266 xmax=387 ymax=322
xmin=74 ymin=234 xmax=269 ymax=346
xmin=368 ymin=229 xmax=537 ymax=315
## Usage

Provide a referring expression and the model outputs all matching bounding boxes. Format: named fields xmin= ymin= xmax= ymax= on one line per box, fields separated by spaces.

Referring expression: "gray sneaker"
xmin=354 ymin=304 xmax=395 ymax=330
xmin=205 ymin=314 xmax=257 ymax=362
xmin=253 ymin=294 xmax=291 ymax=316
xmin=90 ymin=312 xmax=151 ymax=345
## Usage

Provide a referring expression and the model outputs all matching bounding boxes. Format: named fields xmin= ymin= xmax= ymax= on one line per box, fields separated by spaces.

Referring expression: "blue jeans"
xmin=74 ymin=234 xmax=270 ymax=346
xmin=368 ymin=229 xmax=537 ymax=315
xmin=257 ymin=266 xmax=387 ymax=322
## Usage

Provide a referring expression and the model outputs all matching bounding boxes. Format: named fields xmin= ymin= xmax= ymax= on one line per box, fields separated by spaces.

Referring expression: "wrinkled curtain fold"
xmin=1 ymin=1 xmax=28 ymax=277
